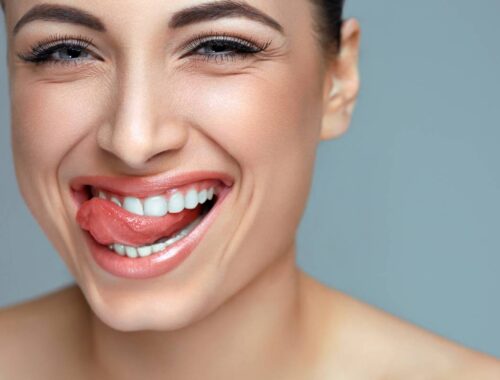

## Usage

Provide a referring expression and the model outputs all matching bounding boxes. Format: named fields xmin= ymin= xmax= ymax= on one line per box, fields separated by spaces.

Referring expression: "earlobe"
xmin=320 ymin=99 xmax=351 ymax=140
xmin=320 ymin=18 xmax=361 ymax=141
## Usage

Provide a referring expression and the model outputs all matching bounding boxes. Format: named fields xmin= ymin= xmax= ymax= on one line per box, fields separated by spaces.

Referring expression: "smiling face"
xmin=3 ymin=0 xmax=357 ymax=331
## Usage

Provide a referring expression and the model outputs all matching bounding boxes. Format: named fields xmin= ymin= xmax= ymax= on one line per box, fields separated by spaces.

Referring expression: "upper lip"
xmin=70 ymin=170 xmax=234 ymax=198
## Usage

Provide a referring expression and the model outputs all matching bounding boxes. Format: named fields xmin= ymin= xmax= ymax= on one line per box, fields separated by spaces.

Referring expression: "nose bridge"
xmin=116 ymin=57 xmax=153 ymax=133
xmin=98 ymin=53 xmax=187 ymax=169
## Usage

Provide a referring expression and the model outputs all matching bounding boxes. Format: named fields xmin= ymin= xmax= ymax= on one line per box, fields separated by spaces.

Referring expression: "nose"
xmin=97 ymin=59 xmax=189 ymax=170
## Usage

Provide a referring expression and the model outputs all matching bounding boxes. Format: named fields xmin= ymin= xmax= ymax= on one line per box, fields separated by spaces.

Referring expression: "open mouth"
xmin=82 ymin=183 xmax=219 ymax=259
xmin=70 ymin=172 xmax=233 ymax=279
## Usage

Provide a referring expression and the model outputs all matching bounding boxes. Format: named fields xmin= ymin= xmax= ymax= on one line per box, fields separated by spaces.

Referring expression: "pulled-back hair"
xmin=309 ymin=0 xmax=346 ymax=60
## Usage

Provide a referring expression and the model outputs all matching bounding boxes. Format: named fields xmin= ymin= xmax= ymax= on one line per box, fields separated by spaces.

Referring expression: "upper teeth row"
xmin=95 ymin=187 xmax=215 ymax=216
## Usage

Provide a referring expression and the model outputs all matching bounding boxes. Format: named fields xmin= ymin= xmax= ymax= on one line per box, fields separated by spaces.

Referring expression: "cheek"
xmin=9 ymin=76 xmax=104 ymax=241
xmin=187 ymin=65 xmax=322 ymax=170
xmin=11 ymin=79 xmax=101 ymax=172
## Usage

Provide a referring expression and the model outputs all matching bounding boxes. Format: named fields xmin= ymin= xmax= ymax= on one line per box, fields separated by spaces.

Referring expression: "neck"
xmin=88 ymin=243 xmax=309 ymax=380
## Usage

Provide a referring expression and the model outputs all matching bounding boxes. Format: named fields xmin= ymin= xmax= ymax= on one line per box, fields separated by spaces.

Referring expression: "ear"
xmin=320 ymin=18 xmax=361 ymax=141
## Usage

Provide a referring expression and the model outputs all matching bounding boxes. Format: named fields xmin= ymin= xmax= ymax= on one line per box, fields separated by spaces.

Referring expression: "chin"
xmin=77 ymin=270 xmax=227 ymax=332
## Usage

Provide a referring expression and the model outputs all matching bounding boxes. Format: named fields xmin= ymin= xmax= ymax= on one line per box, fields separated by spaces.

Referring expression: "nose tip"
xmin=97 ymin=118 xmax=189 ymax=169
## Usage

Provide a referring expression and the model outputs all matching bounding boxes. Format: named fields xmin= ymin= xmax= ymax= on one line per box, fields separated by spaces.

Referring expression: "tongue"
xmin=76 ymin=197 xmax=201 ymax=246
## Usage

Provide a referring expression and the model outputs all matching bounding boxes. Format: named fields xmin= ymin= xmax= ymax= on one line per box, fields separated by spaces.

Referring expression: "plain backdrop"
xmin=0 ymin=1 xmax=499 ymax=357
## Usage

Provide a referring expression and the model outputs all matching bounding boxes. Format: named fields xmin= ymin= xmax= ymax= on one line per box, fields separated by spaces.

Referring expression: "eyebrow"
xmin=13 ymin=1 xmax=284 ymax=36
xmin=168 ymin=0 xmax=284 ymax=33
xmin=13 ymin=4 xmax=106 ymax=35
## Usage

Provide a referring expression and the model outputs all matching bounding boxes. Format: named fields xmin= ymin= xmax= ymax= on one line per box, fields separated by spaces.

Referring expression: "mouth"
xmin=71 ymin=172 xmax=233 ymax=279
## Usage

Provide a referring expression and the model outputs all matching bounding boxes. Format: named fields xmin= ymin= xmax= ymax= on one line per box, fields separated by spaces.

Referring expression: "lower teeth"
xmin=108 ymin=214 xmax=204 ymax=259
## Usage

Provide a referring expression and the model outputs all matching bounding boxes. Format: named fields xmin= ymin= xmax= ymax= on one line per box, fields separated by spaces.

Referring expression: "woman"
xmin=0 ymin=0 xmax=498 ymax=378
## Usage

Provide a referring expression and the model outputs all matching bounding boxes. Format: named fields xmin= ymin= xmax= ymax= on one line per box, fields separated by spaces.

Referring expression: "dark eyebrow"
xmin=168 ymin=0 xmax=284 ymax=34
xmin=13 ymin=1 xmax=284 ymax=37
xmin=13 ymin=4 xmax=106 ymax=35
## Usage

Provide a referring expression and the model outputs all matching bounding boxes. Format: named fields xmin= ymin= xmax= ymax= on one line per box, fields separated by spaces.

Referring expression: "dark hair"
xmin=309 ymin=0 xmax=346 ymax=60
xmin=0 ymin=0 xmax=345 ymax=59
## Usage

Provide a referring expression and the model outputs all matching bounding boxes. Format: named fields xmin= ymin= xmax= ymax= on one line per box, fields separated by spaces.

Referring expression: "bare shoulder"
xmin=0 ymin=284 xmax=92 ymax=379
xmin=298 ymin=272 xmax=500 ymax=379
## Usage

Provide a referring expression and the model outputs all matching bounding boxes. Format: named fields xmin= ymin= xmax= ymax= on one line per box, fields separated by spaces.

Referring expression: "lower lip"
xmin=83 ymin=186 xmax=231 ymax=280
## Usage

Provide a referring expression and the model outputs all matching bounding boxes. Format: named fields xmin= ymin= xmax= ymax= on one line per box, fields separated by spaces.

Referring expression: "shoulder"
xmin=0 ymin=285 xmax=92 ymax=379
xmin=298 ymin=272 xmax=500 ymax=379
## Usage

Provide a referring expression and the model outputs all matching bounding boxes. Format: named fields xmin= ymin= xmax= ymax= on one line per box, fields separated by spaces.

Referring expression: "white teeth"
xmin=114 ymin=244 xmax=126 ymax=256
xmin=125 ymin=246 xmax=138 ymax=258
xmin=168 ymin=192 xmax=185 ymax=213
xmin=198 ymin=189 xmax=208 ymax=204
xmin=94 ymin=185 xmax=217 ymax=217
xmin=123 ymin=197 xmax=144 ymax=215
xmin=137 ymin=245 xmax=152 ymax=257
xmin=184 ymin=189 xmax=199 ymax=210
xmin=152 ymin=242 xmax=167 ymax=253
xmin=144 ymin=196 xmax=168 ymax=217
xmin=107 ymin=214 xmax=204 ymax=259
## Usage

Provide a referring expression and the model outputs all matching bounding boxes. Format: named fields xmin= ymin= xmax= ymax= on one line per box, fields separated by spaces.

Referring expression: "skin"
xmin=0 ymin=0 xmax=499 ymax=379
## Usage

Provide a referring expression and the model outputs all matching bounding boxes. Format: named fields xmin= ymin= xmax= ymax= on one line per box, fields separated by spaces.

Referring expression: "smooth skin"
xmin=1 ymin=1 xmax=499 ymax=379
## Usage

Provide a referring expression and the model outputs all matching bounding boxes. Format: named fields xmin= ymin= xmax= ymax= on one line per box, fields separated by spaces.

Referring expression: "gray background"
xmin=1 ymin=1 xmax=499 ymax=357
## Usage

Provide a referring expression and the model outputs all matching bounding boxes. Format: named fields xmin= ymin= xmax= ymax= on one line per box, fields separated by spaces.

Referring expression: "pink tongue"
xmin=76 ymin=198 xmax=201 ymax=246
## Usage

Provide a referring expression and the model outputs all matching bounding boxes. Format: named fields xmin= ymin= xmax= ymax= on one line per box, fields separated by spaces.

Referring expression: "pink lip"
xmin=70 ymin=170 xmax=234 ymax=198
xmin=70 ymin=171 xmax=234 ymax=279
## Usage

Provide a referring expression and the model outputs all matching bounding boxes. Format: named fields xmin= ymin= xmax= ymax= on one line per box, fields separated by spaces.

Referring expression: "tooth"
xmin=98 ymin=190 xmax=107 ymax=199
xmin=184 ymin=189 xmax=199 ymax=209
xmin=108 ymin=244 xmax=114 ymax=250
xmin=168 ymin=192 xmax=185 ymax=213
xmin=198 ymin=189 xmax=208 ymax=204
xmin=123 ymin=197 xmax=144 ymax=215
xmin=165 ymin=234 xmax=181 ymax=247
xmin=138 ymin=245 xmax=152 ymax=257
xmin=152 ymin=242 xmax=166 ymax=253
xmin=111 ymin=196 xmax=121 ymax=207
xmin=125 ymin=246 xmax=138 ymax=258
xmin=114 ymin=243 xmax=126 ymax=256
xmin=207 ymin=187 xmax=214 ymax=200
xmin=144 ymin=195 xmax=168 ymax=217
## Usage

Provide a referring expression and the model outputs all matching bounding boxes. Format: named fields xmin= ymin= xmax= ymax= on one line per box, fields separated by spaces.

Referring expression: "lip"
xmin=82 ymin=183 xmax=232 ymax=279
xmin=70 ymin=170 xmax=234 ymax=199
xmin=70 ymin=170 xmax=234 ymax=279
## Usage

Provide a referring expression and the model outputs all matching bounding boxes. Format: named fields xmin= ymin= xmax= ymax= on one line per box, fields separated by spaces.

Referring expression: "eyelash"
xmin=17 ymin=33 xmax=95 ymax=66
xmin=16 ymin=31 xmax=273 ymax=67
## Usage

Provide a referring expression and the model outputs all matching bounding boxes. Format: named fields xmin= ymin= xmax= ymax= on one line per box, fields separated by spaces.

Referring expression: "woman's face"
xmin=5 ymin=0 xmax=334 ymax=330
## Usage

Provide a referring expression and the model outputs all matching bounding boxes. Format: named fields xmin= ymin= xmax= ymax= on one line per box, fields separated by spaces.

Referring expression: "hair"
xmin=309 ymin=0 xmax=346 ymax=60
xmin=0 ymin=0 xmax=345 ymax=59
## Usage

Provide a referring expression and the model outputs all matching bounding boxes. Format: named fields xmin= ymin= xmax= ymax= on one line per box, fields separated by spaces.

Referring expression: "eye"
xmin=181 ymin=32 xmax=273 ymax=64
xmin=51 ymin=45 xmax=92 ymax=61
xmin=17 ymin=32 xmax=273 ymax=67
xmin=17 ymin=34 xmax=100 ymax=66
